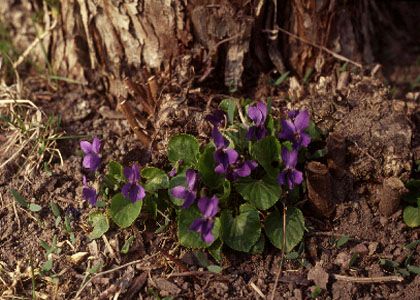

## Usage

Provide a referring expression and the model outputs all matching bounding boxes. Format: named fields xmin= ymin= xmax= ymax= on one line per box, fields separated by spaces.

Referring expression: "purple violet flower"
xmin=246 ymin=101 xmax=268 ymax=141
xmin=82 ymin=176 xmax=98 ymax=206
xmin=80 ymin=137 xmax=101 ymax=172
xmin=277 ymin=148 xmax=303 ymax=190
xmin=212 ymin=127 xmax=239 ymax=174
xmin=168 ymin=160 xmax=184 ymax=177
xmin=122 ymin=163 xmax=146 ymax=203
xmin=206 ymin=110 xmax=225 ymax=126
xmin=190 ymin=195 xmax=219 ymax=244
xmin=171 ymin=169 xmax=199 ymax=208
xmin=279 ymin=110 xmax=311 ymax=149
xmin=229 ymin=160 xmax=258 ymax=181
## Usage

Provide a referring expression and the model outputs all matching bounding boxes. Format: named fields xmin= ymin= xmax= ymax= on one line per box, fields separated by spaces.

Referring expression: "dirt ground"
xmin=1 ymin=58 xmax=419 ymax=300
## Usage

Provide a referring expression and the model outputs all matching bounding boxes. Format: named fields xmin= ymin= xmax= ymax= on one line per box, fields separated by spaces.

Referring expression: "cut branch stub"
xmin=306 ymin=161 xmax=335 ymax=218
xmin=377 ymin=177 xmax=408 ymax=217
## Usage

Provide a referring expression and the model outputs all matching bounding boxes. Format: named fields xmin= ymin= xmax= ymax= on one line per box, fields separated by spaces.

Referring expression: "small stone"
xmin=379 ymin=216 xmax=388 ymax=226
xmin=308 ymin=262 xmax=329 ymax=289
xmin=368 ymin=242 xmax=379 ymax=255
xmin=352 ymin=243 xmax=368 ymax=255
xmin=334 ymin=252 xmax=351 ymax=269
xmin=293 ymin=289 xmax=303 ymax=300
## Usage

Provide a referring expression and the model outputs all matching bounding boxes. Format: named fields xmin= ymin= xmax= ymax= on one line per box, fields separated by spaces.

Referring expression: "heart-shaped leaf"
xmin=168 ymin=134 xmax=199 ymax=166
xmin=198 ymin=144 xmax=223 ymax=188
xmin=250 ymin=136 xmax=281 ymax=175
xmin=235 ymin=177 xmax=281 ymax=210
xmin=220 ymin=205 xmax=261 ymax=252
xmin=219 ymin=99 xmax=237 ymax=124
xmin=88 ymin=212 xmax=109 ymax=240
xmin=109 ymin=193 xmax=142 ymax=228
xmin=141 ymin=167 xmax=169 ymax=192
xmin=264 ymin=207 xmax=305 ymax=252
xmin=403 ymin=204 xmax=420 ymax=228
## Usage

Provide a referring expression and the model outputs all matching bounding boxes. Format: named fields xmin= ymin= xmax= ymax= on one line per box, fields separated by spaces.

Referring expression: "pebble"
xmin=368 ymin=242 xmax=379 ymax=255
xmin=353 ymin=243 xmax=369 ymax=255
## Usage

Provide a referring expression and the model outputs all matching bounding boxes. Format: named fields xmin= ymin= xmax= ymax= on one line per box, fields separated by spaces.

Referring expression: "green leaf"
xmin=121 ymin=236 xmax=135 ymax=254
xmin=50 ymin=202 xmax=61 ymax=217
xmin=250 ymin=234 xmax=265 ymax=254
xmin=285 ymin=251 xmax=299 ymax=260
xmin=218 ymin=180 xmax=231 ymax=203
xmin=10 ymin=189 xmax=29 ymax=208
xmin=310 ymin=286 xmax=322 ymax=299
xmin=103 ymin=161 xmax=125 ymax=191
xmin=207 ymin=265 xmax=223 ymax=273
xmin=336 ymin=235 xmax=350 ymax=248
xmin=88 ymin=212 xmax=110 ymax=240
xmin=197 ymin=144 xmax=223 ymax=188
xmin=264 ymin=207 xmax=305 ymax=252
xmin=307 ymin=121 xmax=322 ymax=141
xmin=87 ymin=262 xmax=103 ymax=274
xmin=108 ymin=161 xmax=124 ymax=180
xmin=219 ymin=99 xmax=237 ymax=124
xmin=42 ymin=259 xmax=53 ymax=272
xmin=235 ymin=178 xmax=281 ymax=210
xmin=109 ymin=193 xmax=142 ymax=228
xmin=224 ymin=125 xmax=249 ymax=153
xmin=220 ymin=206 xmax=261 ymax=252
xmin=168 ymin=134 xmax=199 ymax=166
xmin=274 ymin=71 xmax=290 ymax=86
xmin=141 ymin=167 xmax=169 ymax=192
xmin=379 ymin=259 xmax=399 ymax=269
xmin=177 ymin=206 xmax=220 ymax=248
xmin=407 ymin=265 xmax=420 ymax=275
xmin=405 ymin=239 xmax=420 ymax=250
xmin=208 ymin=240 xmax=223 ymax=263
xmin=250 ymin=136 xmax=281 ymax=174
xmin=29 ymin=203 xmax=42 ymax=212
xmin=403 ymin=205 xmax=420 ymax=228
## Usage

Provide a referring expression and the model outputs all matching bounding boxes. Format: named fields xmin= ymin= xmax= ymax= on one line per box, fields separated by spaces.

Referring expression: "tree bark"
xmin=1 ymin=1 xmax=419 ymax=94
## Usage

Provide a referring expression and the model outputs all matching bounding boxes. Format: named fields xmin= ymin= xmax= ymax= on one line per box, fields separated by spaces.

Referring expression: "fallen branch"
xmin=119 ymin=99 xmax=151 ymax=147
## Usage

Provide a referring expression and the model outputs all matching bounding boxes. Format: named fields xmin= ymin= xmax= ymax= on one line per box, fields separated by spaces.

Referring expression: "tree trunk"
xmin=2 ymin=1 xmax=419 ymax=93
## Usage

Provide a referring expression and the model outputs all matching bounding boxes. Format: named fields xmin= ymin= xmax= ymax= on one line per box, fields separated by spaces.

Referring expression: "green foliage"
xmin=264 ymin=207 xmax=305 ymax=252
xmin=141 ymin=167 xmax=169 ymax=192
xmin=82 ymin=101 xmax=323 ymax=256
xmin=220 ymin=204 xmax=261 ymax=252
xmin=88 ymin=212 xmax=109 ymax=240
xmin=168 ymin=134 xmax=200 ymax=166
xmin=109 ymin=193 xmax=143 ymax=228
xmin=219 ymin=99 xmax=237 ymax=124
xmin=403 ymin=202 xmax=420 ymax=228
xmin=10 ymin=189 xmax=29 ymax=208
xmin=198 ymin=144 xmax=223 ymax=188
xmin=235 ymin=177 xmax=281 ymax=210
xmin=250 ymin=136 xmax=281 ymax=174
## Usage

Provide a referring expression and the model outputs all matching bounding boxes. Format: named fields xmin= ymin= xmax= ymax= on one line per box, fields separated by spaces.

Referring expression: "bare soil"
xmin=0 ymin=63 xmax=419 ymax=299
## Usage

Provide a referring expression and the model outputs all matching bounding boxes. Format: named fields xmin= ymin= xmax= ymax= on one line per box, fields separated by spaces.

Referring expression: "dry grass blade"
xmin=0 ymin=87 xmax=64 ymax=180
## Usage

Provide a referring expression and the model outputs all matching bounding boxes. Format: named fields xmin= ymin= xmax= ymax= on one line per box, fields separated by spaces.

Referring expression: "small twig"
xmin=119 ymin=99 xmax=151 ymax=147
xmin=167 ymin=271 xmax=220 ymax=278
xmin=332 ymin=274 xmax=404 ymax=283
xmin=13 ymin=20 xmax=57 ymax=69
xmin=264 ymin=26 xmax=363 ymax=69
xmin=270 ymin=205 xmax=287 ymax=300
xmin=250 ymin=281 xmax=266 ymax=299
